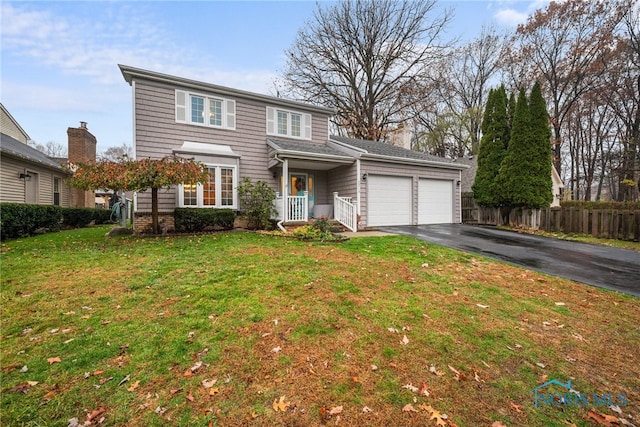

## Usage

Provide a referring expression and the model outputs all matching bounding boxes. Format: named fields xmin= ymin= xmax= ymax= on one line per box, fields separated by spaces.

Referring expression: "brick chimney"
xmin=68 ymin=121 xmax=97 ymax=208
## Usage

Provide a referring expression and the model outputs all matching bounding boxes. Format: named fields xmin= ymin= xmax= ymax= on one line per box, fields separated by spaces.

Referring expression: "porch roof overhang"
xmin=267 ymin=139 xmax=354 ymax=171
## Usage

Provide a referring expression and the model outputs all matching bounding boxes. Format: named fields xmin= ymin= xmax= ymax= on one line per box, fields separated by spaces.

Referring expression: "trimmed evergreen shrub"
xmin=174 ymin=208 xmax=235 ymax=232
xmin=92 ymin=209 xmax=114 ymax=225
xmin=0 ymin=203 xmax=63 ymax=240
xmin=62 ymin=208 xmax=95 ymax=228
xmin=237 ymin=177 xmax=277 ymax=230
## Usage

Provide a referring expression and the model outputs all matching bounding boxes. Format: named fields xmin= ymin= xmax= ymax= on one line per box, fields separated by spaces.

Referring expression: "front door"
xmin=25 ymin=171 xmax=38 ymax=204
xmin=289 ymin=173 xmax=314 ymax=215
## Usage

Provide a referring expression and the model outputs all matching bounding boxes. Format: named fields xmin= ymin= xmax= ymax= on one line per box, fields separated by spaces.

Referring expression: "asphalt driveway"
xmin=380 ymin=224 xmax=640 ymax=298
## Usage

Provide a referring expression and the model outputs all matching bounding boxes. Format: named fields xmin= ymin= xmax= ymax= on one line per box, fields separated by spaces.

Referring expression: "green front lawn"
xmin=1 ymin=227 xmax=638 ymax=426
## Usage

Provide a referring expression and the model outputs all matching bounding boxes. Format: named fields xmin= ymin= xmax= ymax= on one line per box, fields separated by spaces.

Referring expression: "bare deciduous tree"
xmin=502 ymin=0 xmax=629 ymax=175
xmin=415 ymin=25 xmax=504 ymax=157
xmin=27 ymin=140 xmax=66 ymax=158
xmin=280 ymin=0 xmax=452 ymax=141
xmin=99 ymin=144 xmax=133 ymax=162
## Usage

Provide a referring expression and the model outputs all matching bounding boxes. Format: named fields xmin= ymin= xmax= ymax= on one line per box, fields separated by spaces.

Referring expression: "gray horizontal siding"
xmin=1 ymin=156 xmax=71 ymax=207
xmin=132 ymin=79 xmax=332 ymax=213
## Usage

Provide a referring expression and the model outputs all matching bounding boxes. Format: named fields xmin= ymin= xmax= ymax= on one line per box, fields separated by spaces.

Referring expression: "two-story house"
xmin=119 ymin=65 xmax=466 ymax=232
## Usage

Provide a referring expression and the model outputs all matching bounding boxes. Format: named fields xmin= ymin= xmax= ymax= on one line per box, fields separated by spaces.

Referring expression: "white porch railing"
xmin=334 ymin=192 xmax=357 ymax=232
xmin=288 ymin=193 xmax=308 ymax=222
xmin=275 ymin=192 xmax=309 ymax=223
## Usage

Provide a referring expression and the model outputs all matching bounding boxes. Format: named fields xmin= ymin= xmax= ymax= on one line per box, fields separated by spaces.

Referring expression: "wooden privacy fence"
xmin=540 ymin=207 xmax=640 ymax=241
xmin=467 ymin=205 xmax=639 ymax=241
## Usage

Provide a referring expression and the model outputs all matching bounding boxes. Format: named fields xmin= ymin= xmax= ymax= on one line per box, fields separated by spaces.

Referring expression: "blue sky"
xmin=1 ymin=0 xmax=549 ymax=153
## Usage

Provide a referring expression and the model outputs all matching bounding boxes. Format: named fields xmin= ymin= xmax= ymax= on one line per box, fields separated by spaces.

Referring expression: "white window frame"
xmin=175 ymin=90 xmax=236 ymax=130
xmin=266 ymin=106 xmax=311 ymax=140
xmin=178 ymin=165 xmax=238 ymax=209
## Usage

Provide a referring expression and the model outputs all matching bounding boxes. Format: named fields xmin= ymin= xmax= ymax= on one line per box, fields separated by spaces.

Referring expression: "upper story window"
xmin=176 ymin=90 xmax=236 ymax=130
xmin=267 ymin=106 xmax=311 ymax=140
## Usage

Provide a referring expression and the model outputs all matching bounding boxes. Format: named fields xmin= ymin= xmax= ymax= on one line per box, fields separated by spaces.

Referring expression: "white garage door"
xmin=368 ymin=175 xmax=412 ymax=226
xmin=418 ymin=179 xmax=453 ymax=224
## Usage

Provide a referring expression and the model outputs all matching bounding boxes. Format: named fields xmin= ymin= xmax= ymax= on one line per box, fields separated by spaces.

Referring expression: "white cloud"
xmin=493 ymin=0 xmax=553 ymax=27
xmin=1 ymin=2 xmax=279 ymax=95
xmin=494 ymin=8 xmax=529 ymax=27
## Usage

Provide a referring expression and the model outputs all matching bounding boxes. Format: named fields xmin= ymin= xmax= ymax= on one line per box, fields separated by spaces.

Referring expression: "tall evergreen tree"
xmin=472 ymin=85 xmax=510 ymax=207
xmin=528 ymin=82 xmax=553 ymax=207
xmin=497 ymin=88 xmax=531 ymax=207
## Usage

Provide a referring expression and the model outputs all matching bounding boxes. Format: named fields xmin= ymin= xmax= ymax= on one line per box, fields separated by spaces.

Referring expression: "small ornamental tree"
xmin=67 ymin=156 xmax=208 ymax=234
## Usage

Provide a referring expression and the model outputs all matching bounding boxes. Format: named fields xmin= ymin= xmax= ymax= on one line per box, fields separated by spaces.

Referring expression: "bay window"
xmin=178 ymin=165 xmax=237 ymax=208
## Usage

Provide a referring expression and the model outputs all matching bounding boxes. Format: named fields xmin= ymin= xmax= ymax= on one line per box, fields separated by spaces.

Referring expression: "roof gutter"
xmin=119 ymin=64 xmax=336 ymax=115
xmin=359 ymin=152 xmax=469 ymax=170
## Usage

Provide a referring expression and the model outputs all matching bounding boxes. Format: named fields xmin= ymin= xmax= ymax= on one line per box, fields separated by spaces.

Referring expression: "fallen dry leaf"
xmin=186 ymin=391 xmax=195 ymax=402
xmin=448 ymin=365 xmax=465 ymax=381
xmin=401 ymin=335 xmax=409 ymax=345
xmin=491 ymin=422 xmax=507 ymax=427
xmin=10 ymin=382 xmax=36 ymax=393
xmin=402 ymin=403 xmax=418 ymax=412
xmin=47 ymin=357 xmax=62 ymax=365
xmin=202 ymin=379 xmax=217 ymax=389
xmin=362 ymin=406 xmax=373 ymax=413
xmin=42 ymin=390 xmax=57 ymax=401
xmin=476 ymin=304 xmax=489 ymax=309
xmin=402 ymin=383 xmax=419 ymax=393
xmin=208 ymin=387 xmax=219 ymax=396
xmin=419 ymin=381 xmax=430 ymax=396
xmin=429 ymin=365 xmax=444 ymax=376
xmin=329 ymin=406 xmax=343 ymax=415
xmin=272 ymin=395 xmax=290 ymax=412
xmin=86 ymin=406 xmax=106 ymax=422
xmin=586 ymin=409 xmax=621 ymax=427
xmin=127 ymin=380 xmax=140 ymax=392
xmin=510 ymin=402 xmax=522 ymax=413
xmin=474 ymin=371 xmax=484 ymax=383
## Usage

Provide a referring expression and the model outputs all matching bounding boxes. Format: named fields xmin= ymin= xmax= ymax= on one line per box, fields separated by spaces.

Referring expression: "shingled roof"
xmin=1 ymin=133 xmax=67 ymax=172
xmin=267 ymin=139 xmax=352 ymax=158
xmin=329 ymin=135 xmax=465 ymax=169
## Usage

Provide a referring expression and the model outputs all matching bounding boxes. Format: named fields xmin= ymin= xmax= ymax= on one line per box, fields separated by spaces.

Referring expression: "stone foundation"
xmin=133 ymin=212 xmax=175 ymax=234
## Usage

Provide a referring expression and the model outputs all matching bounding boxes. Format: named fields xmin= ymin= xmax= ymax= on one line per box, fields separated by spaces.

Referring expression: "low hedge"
xmin=0 ymin=203 xmax=63 ymax=240
xmin=92 ymin=208 xmax=114 ymax=225
xmin=62 ymin=208 xmax=96 ymax=228
xmin=174 ymin=208 xmax=235 ymax=233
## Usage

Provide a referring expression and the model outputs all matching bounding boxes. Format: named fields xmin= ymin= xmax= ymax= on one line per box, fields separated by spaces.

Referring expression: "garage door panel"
xmin=368 ymin=175 xmax=412 ymax=226
xmin=418 ymin=179 xmax=453 ymax=224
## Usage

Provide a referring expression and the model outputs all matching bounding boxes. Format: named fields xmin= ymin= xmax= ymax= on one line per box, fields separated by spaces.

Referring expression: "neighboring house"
xmin=0 ymin=104 xmax=99 ymax=208
xmin=119 ymin=65 xmax=467 ymax=232
xmin=0 ymin=103 xmax=72 ymax=206
xmin=456 ymin=155 xmax=564 ymax=207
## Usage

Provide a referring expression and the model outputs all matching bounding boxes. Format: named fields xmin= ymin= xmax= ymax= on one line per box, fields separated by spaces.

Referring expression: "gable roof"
xmin=0 ymin=133 xmax=68 ymax=172
xmin=329 ymin=135 xmax=467 ymax=170
xmin=453 ymin=156 xmax=478 ymax=192
xmin=119 ymin=64 xmax=336 ymax=116
xmin=0 ymin=103 xmax=31 ymax=142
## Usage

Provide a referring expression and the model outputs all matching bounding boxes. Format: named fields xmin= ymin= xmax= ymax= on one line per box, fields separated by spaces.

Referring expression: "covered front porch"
xmin=267 ymin=139 xmax=359 ymax=232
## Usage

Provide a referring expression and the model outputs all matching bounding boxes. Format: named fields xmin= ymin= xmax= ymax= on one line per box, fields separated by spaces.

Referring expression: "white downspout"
xmin=458 ymin=169 xmax=462 ymax=223
xmin=356 ymin=158 xmax=361 ymax=216
xmin=272 ymin=154 xmax=287 ymax=232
